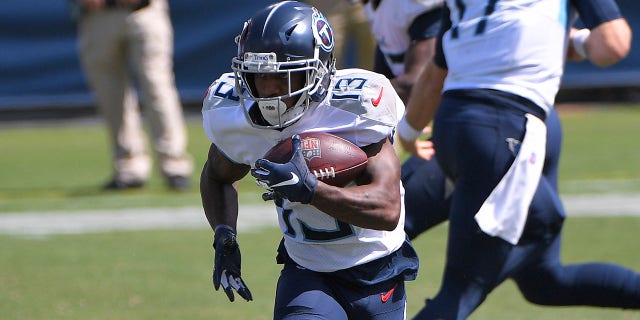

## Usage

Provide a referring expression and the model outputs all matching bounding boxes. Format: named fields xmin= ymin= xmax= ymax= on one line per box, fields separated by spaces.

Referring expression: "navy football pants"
xmin=273 ymin=263 xmax=407 ymax=320
xmin=402 ymin=97 xmax=640 ymax=319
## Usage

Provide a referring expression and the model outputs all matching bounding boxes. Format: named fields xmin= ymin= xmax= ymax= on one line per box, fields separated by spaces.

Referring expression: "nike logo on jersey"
xmin=371 ymin=87 xmax=384 ymax=107
xmin=271 ymin=172 xmax=300 ymax=188
xmin=380 ymin=283 xmax=398 ymax=303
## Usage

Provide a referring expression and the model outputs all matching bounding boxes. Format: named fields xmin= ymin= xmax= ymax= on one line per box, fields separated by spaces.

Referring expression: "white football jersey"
xmin=364 ymin=0 xmax=444 ymax=77
xmin=442 ymin=0 xmax=571 ymax=114
xmin=202 ymin=68 xmax=407 ymax=272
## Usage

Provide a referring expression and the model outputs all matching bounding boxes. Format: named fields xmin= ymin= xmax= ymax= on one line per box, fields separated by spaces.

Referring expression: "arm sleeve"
xmin=408 ymin=6 xmax=445 ymax=42
xmin=433 ymin=5 xmax=451 ymax=69
xmin=571 ymin=0 xmax=623 ymax=29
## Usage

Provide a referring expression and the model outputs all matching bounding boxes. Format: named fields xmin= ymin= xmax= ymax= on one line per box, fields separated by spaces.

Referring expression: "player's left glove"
xmin=251 ymin=134 xmax=318 ymax=204
xmin=213 ymin=225 xmax=253 ymax=302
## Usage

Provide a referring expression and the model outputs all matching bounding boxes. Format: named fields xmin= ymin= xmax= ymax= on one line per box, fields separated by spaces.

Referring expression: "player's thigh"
xmin=543 ymin=108 xmax=562 ymax=189
xmin=432 ymin=99 xmax=524 ymax=185
xmin=274 ymin=264 xmax=348 ymax=320
xmin=345 ymin=279 xmax=408 ymax=320
xmin=520 ymin=176 xmax=565 ymax=242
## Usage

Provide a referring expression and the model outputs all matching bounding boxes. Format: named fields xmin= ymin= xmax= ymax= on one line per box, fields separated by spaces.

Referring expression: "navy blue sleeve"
xmin=408 ymin=6 xmax=445 ymax=42
xmin=571 ymin=0 xmax=623 ymax=29
xmin=433 ymin=5 xmax=450 ymax=69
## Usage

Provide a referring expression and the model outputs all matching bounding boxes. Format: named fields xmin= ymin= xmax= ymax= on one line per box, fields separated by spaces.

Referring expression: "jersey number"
xmin=276 ymin=199 xmax=355 ymax=242
xmin=331 ymin=77 xmax=367 ymax=100
xmin=451 ymin=0 xmax=499 ymax=38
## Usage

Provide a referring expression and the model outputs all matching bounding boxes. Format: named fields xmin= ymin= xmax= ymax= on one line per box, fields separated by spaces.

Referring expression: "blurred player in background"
xmin=397 ymin=0 xmax=639 ymax=318
xmin=362 ymin=4 xmax=572 ymax=316
xmin=200 ymin=2 xmax=418 ymax=319
xmin=361 ymin=0 xmax=444 ymax=104
xmin=71 ymin=0 xmax=193 ymax=191
xmin=357 ymin=0 xmax=449 ymax=238
xmin=357 ymin=0 xmax=559 ymax=241
xmin=402 ymin=107 xmax=563 ymax=240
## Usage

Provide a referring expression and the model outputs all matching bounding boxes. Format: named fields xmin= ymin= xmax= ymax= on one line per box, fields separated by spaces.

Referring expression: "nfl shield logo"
xmin=301 ymin=137 xmax=321 ymax=161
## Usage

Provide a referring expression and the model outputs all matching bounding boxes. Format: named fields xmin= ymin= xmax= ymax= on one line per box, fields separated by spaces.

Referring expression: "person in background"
xmin=200 ymin=2 xmax=418 ymax=319
xmin=360 ymin=0 xmax=444 ymax=104
xmin=357 ymin=0 xmax=449 ymax=237
xmin=71 ymin=0 xmax=193 ymax=190
xmin=402 ymin=107 xmax=561 ymax=240
xmin=397 ymin=0 xmax=640 ymax=318
xmin=361 ymin=5 xmax=572 ymax=315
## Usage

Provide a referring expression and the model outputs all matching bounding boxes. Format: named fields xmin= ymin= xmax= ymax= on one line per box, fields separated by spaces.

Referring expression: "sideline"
xmin=1 ymin=194 xmax=639 ymax=237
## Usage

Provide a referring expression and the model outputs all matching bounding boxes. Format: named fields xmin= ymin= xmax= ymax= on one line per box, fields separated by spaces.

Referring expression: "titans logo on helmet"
xmin=312 ymin=12 xmax=334 ymax=52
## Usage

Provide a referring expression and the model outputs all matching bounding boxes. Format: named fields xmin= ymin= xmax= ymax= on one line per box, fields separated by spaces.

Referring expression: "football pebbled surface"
xmin=263 ymin=132 xmax=368 ymax=187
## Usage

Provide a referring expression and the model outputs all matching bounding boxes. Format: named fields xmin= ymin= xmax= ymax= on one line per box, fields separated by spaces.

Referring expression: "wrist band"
xmin=572 ymin=28 xmax=590 ymax=59
xmin=397 ymin=117 xmax=422 ymax=142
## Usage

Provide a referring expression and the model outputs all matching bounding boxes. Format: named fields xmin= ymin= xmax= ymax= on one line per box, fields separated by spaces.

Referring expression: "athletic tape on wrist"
xmin=572 ymin=28 xmax=590 ymax=59
xmin=397 ymin=117 xmax=422 ymax=142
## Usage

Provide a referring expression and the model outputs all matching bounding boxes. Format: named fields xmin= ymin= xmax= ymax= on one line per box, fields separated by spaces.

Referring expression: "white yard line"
xmin=0 ymin=194 xmax=639 ymax=236
xmin=0 ymin=205 xmax=277 ymax=237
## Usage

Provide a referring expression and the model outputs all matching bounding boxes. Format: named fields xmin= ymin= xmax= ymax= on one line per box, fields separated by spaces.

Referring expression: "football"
xmin=263 ymin=132 xmax=368 ymax=187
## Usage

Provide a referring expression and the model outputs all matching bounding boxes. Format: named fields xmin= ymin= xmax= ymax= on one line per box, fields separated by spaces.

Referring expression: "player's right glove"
xmin=212 ymin=225 xmax=253 ymax=302
xmin=251 ymin=134 xmax=318 ymax=204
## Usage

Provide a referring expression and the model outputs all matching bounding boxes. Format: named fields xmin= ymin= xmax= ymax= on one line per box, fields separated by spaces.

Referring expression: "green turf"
xmin=0 ymin=106 xmax=640 ymax=320
xmin=1 ymin=217 xmax=639 ymax=320
xmin=1 ymin=104 xmax=640 ymax=319
xmin=0 ymin=116 xmax=265 ymax=213
xmin=557 ymin=104 xmax=640 ymax=193
xmin=1 ymin=104 xmax=640 ymax=213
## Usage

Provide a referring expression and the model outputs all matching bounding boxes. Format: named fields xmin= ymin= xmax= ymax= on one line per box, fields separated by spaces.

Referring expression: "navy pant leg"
xmin=402 ymin=155 xmax=451 ymax=239
xmin=412 ymin=97 xmax=526 ymax=320
xmin=414 ymin=94 xmax=570 ymax=319
xmin=542 ymin=108 xmax=562 ymax=191
xmin=514 ymin=232 xmax=640 ymax=308
xmin=274 ymin=263 xmax=348 ymax=320
xmin=274 ymin=263 xmax=409 ymax=320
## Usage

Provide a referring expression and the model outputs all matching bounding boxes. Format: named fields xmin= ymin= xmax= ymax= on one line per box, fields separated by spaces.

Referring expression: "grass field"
xmin=1 ymin=103 xmax=640 ymax=213
xmin=1 ymin=103 xmax=640 ymax=319
xmin=2 ymin=220 xmax=639 ymax=320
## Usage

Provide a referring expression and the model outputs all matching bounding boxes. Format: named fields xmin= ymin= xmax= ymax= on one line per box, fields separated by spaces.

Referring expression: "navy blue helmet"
xmin=232 ymin=1 xmax=336 ymax=129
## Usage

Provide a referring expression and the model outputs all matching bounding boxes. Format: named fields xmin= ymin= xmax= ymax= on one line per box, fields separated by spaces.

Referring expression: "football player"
xmin=358 ymin=0 xmax=568 ymax=240
xmin=361 ymin=0 xmax=444 ymax=104
xmin=397 ymin=0 xmax=639 ymax=318
xmin=402 ymin=108 xmax=563 ymax=240
xmin=200 ymin=1 xmax=418 ymax=319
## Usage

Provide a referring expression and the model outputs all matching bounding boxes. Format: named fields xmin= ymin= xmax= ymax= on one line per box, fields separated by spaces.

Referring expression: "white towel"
xmin=475 ymin=114 xmax=546 ymax=245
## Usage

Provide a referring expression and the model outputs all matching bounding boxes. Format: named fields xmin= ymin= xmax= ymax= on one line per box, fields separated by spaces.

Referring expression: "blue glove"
xmin=213 ymin=225 xmax=253 ymax=302
xmin=251 ymin=134 xmax=318 ymax=204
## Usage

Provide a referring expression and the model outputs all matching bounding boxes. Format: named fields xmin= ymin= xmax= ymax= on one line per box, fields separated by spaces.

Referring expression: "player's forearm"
xmin=200 ymin=165 xmax=240 ymax=231
xmin=576 ymin=18 xmax=632 ymax=67
xmin=404 ymin=38 xmax=436 ymax=81
xmin=311 ymin=182 xmax=401 ymax=231
xmin=404 ymin=61 xmax=446 ymax=131
xmin=309 ymin=140 xmax=401 ymax=231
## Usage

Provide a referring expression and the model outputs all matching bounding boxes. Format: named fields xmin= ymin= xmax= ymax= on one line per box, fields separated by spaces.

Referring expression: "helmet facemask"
xmin=231 ymin=3 xmax=335 ymax=129
xmin=232 ymin=52 xmax=328 ymax=129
